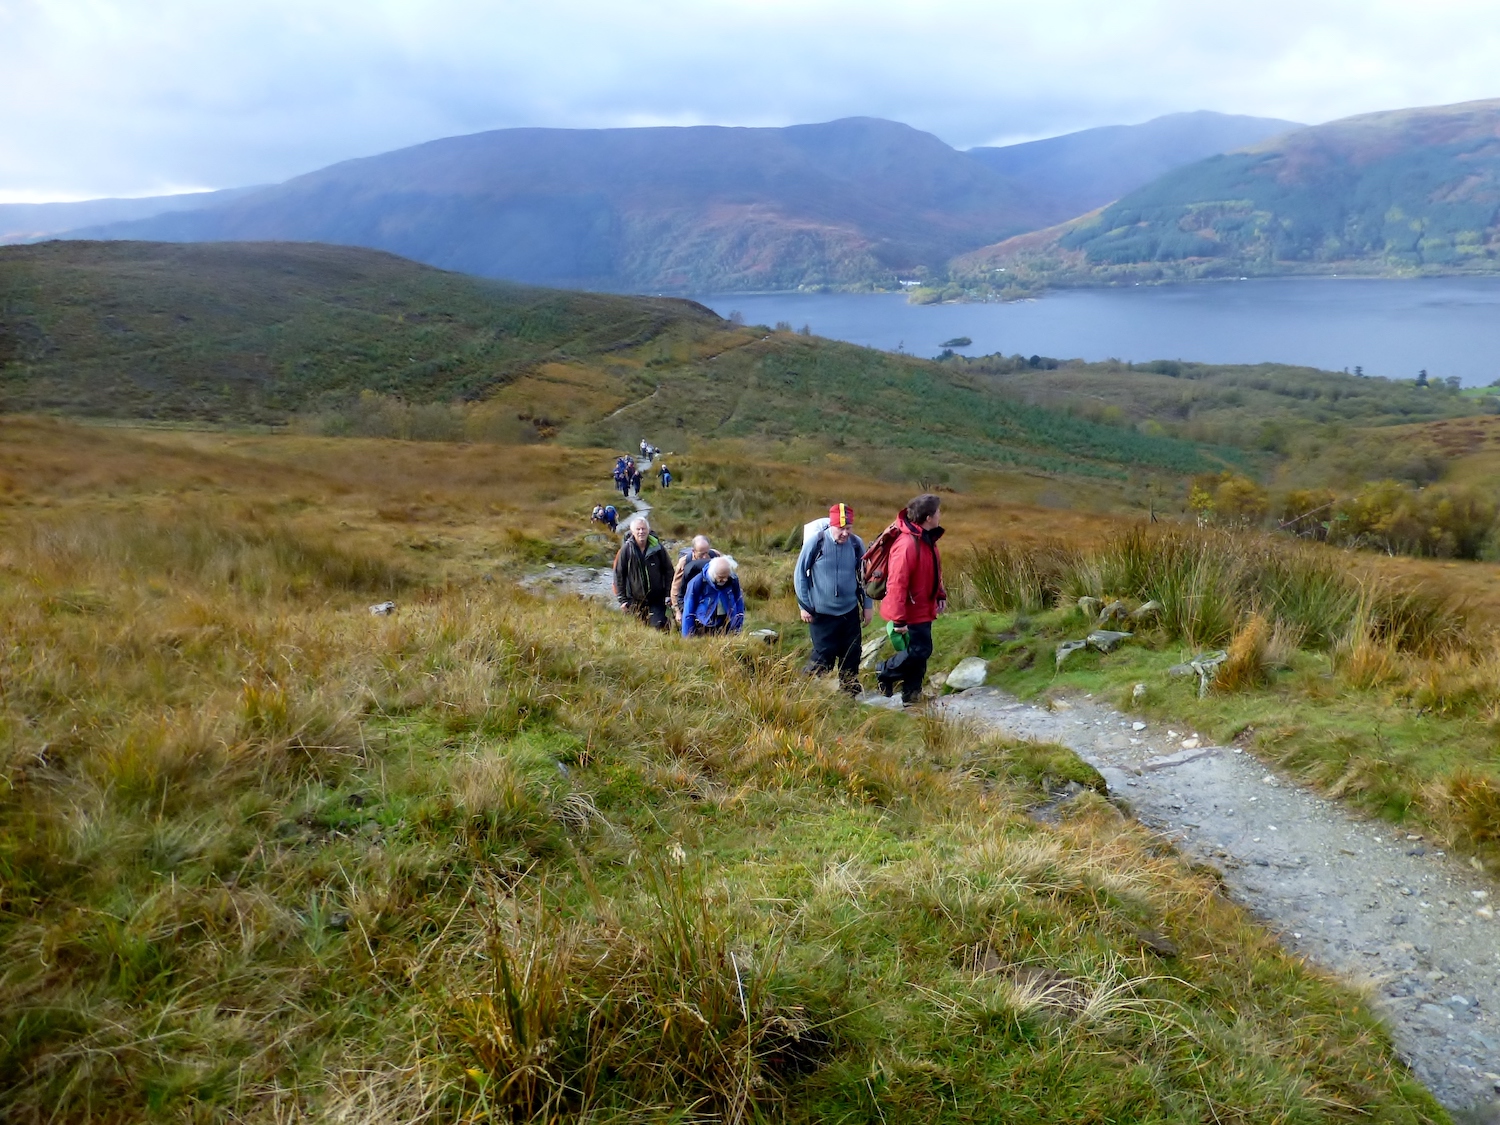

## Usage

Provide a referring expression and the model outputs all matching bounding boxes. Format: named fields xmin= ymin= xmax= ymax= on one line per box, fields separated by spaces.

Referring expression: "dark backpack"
xmin=859 ymin=521 xmax=903 ymax=601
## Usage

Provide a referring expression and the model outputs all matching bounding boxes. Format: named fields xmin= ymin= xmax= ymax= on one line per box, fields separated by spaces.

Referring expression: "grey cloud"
xmin=4 ymin=0 xmax=1500 ymax=199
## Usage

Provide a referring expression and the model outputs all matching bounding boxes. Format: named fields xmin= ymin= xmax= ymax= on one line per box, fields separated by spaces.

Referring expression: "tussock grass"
xmin=959 ymin=525 xmax=1467 ymax=653
xmin=0 ymin=430 xmax=1443 ymax=1121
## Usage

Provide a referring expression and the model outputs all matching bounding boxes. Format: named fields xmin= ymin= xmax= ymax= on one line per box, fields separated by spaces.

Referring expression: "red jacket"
xmin=880 ymin=514 xmax=946 ymax=625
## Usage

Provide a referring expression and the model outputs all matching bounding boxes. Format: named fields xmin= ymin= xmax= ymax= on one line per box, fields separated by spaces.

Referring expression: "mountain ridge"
xmin=52 ymin=112 xmax=1301 ymax=293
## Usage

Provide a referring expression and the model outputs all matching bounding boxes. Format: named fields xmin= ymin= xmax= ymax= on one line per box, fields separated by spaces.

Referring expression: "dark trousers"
xmin=626 ymin=599 xmax=669 ymax=631
xmin=807 ymin=609 xmax=863 ymax=692
xmin=895 ymin=621 xmax=934 ymax=702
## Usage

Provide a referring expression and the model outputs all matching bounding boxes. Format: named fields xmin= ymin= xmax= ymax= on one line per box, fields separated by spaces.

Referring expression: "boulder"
xmin=748 ymin=629 xmax=779 ymax=644
xmin=1076 ymin=596 xmax=1102 ymax=617
xmin=1055 ymin=639 xmax=1088 ymax=669
xmin=1099 ymin=599 xmax=1129 ymax=624
xmin=859 ymin=634 xmax=887 ymax=670
xmin=369 ymin=601 xmax=397 ymax=616
xmin=945 ymin=657 xmax=989 ymax=692
xmin=1130 ymin=600 xmax=1163 ymax=621
xmin=1086 ymin=630 xmax=1133 ymax=653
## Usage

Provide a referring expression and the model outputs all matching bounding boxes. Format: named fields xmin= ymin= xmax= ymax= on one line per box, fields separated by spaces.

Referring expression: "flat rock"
xmin=1086 ymin=629 xmax=1133 ymax=653
xmin=1055 ymin=639 xmax=1088 ymax=669
xmin=945 ymin=656 xmax=989 ymax=692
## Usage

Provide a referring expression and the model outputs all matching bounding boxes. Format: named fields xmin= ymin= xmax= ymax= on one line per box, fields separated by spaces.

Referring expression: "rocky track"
xmin=934 ymin=686 xmax=1500 ymax=1114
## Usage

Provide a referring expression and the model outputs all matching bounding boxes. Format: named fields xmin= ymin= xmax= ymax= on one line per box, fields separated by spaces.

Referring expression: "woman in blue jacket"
xmin=681 ymin=557 xmax=745 ymax=637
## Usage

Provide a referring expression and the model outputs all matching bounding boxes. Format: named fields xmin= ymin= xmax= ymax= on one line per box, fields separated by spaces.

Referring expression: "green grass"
xmin=933 ymin=539 xmax=1500 ymax=865
xmin=0 ymin=437 xmax=1446 ymax=1122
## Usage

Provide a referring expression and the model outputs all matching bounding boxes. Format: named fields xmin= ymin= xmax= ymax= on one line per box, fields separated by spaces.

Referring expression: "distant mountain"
xmin=0 ymin=187 xmax=260 ymax=245
xmin=965 ymin=111 xmax=1301 ymax=227
xmin=957 ymin=98 xmax=1500 ymax=288
xmin=67 ymin=119 xmax=1052 ymax=293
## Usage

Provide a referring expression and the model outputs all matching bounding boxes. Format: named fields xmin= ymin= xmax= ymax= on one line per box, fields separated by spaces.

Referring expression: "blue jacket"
xmin=794 ymin=529 xmax=868 ymax=616
xmin=681 ymin=571 xmax=745 ymax=636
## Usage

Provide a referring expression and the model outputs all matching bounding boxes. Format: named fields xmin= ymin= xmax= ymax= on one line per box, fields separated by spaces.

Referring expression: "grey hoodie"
xmin=794 ymin=529 xmax=869 ymax=616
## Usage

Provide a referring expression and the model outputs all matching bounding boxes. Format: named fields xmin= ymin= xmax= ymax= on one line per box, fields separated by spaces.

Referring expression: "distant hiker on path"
xmin=591 ymin=504 xmax=619 ymax=532
xmin=612 ymin=517 xmax=672 ymax=630
xmin=629 ymin=463 xmax=643 ymax=497
xmin=657 ymin=463 xmax=672 ymax=488
xmin=671 ymin=535 xmax=719 ymax=624
xmin=613 ymin=457 xmax=631 ymax=498
xmin=795 ymin=503 xmax=871 ymax=696
xmin=681 ymin=556 xmax=745 ymax=637
xmin=878 ymin=494 xmax=947 ymax=705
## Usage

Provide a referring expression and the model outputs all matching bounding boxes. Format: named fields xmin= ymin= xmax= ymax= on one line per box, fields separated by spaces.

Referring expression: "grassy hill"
xmin=956 ymin=98 xmax=1500 ymax=288
xmin=0 ymin=240 xmax=1238 ymax=486
xmin=0 ymin=416 xmax=1450 ymax=1122
xmin=946 ymin=354 xmax=1486 ymax=453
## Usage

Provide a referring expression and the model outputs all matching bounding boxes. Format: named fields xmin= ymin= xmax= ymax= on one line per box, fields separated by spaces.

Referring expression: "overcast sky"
xmin=6 ymin=0 xmax=1500 ymax=202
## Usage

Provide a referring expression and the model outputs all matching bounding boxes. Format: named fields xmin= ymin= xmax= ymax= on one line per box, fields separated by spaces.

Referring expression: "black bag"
xmin=875 ymin=650 xmax=910 ymax=694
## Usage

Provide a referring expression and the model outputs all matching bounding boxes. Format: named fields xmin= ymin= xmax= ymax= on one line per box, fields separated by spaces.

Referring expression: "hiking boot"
xmin=879 ymin=679 xmax=895 ymax=698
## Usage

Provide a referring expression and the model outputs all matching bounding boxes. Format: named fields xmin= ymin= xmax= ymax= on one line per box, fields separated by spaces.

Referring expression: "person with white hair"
xmin=612 ymin=517 xmax=673 ymax=631
xmin=680 ymin=555 xmax=745 ymax=637
xmin=670 ymin=534 xmax=719 ymax=623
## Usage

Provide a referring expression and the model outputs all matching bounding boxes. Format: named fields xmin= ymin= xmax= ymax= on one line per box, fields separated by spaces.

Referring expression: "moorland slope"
xmin=956 ymin=98 xmax=1500 ymax=288
xmin=0 ymin=240 xmax=1234 ymax=483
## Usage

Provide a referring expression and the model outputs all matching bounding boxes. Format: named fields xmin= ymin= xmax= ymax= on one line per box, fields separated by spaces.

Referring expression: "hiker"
xmin=794 ymin=502 xmax=871 ymax=695
xmin=681 ymin=556 xmax=745 ymax=637
xmin=878 ymin=494 xmax=947 ymax=705
xmin=629 ymin=463 xmax=643 ymax=497
xmin=657 ymin=462 xmax=672 ymax=488
xmin=670 ymin=535 xmax=719 ymax=622
xmin=613 ymin=457 xmax=631 ymax=499
xmin=612 ymin=517 xmax=672 ymax=630
xmin=591 ymin=504 xmax=618 ymax=532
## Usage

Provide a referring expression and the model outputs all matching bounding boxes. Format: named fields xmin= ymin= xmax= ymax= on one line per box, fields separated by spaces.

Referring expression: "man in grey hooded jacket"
xmin=794 ymin=502 xmax=871 ymax=695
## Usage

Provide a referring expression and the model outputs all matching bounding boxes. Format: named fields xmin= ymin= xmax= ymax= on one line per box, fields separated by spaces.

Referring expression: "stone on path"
xmin=945 ymin=656 xmax=989 ymax=692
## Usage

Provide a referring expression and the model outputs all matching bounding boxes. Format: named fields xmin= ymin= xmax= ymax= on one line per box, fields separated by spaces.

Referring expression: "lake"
xmin=693 ymin=277 xmax=1500 ymax=386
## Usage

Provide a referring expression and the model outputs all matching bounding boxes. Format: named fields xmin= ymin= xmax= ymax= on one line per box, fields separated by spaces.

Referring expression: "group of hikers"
xmin=611 ymin=448 xmax=672 ymax=498
xmin=603 ymin=478 xmax=947 ymax=704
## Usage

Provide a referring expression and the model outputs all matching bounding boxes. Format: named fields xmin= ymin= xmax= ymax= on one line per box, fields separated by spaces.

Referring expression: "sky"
xmin=6 ymin=0 xmax=1500 ymax=202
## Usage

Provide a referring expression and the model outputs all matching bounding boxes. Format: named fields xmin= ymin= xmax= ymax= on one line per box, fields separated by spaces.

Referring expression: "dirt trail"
xmin=519 ymin=493 xmax=653 ymax=601
xmin=932 ymin=685 xmax=1500 ymax=1112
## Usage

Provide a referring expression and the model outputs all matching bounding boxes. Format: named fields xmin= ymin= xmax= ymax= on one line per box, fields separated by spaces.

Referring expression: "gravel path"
xmin=519 ymin=495 xmax=653 ymax=601
xmin=931 ymin=685 xmax=1500 ymax=1113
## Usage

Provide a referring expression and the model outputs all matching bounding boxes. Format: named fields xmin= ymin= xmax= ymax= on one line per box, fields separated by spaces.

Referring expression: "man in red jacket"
xmin=879 ymin=493 xmax=947 ymax=704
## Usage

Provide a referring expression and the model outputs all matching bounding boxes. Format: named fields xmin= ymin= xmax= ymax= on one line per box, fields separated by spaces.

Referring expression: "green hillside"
xmin=948 ymin=355 xmax=1485 ymax=446
xmin=0 ymin=240 xmax=716 ymax=422
xmin=0 ymin=240 xmax=1235 ymax=482
xmin=955 ymin=98 xmax=1500 ymax=287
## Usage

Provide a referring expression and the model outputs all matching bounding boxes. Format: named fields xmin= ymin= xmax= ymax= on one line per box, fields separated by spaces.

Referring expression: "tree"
xmin=1416 ymin=369 xmax=1429 ymax=387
